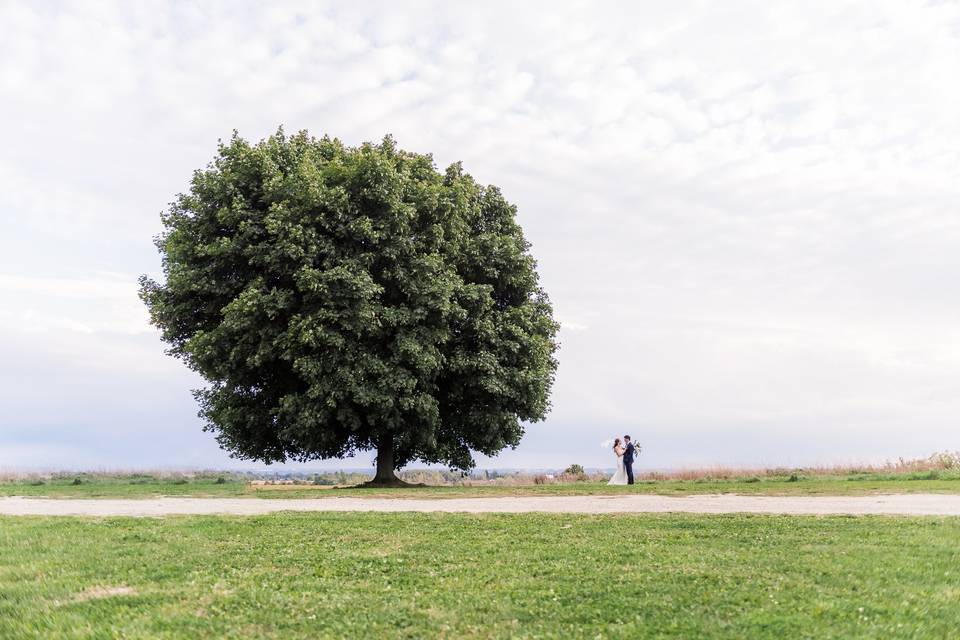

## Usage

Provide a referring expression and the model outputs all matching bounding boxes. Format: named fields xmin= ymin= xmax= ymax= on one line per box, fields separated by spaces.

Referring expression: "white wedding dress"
xmin=607 ymin=450 xmax=628 ymax=485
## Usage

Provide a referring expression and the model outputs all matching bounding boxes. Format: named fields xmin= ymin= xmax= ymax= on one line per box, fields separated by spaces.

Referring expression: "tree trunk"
xmin=372 ymin=431 xmax=400 ymax=485
xmin=360 ymin=432 xmax=424 ymax=488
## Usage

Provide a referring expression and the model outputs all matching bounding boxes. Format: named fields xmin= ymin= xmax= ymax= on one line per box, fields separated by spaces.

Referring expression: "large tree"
xmin=140 ymin=130 xmax=559 ymax=484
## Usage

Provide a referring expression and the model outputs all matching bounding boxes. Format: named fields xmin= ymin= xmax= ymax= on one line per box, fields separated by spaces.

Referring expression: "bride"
xmin=607 ymin=437 xmax=628 ymax=485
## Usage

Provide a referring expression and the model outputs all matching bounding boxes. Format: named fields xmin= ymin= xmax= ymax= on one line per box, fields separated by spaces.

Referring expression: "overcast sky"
xmin=2 ymin=1 xmax=959 ymax=472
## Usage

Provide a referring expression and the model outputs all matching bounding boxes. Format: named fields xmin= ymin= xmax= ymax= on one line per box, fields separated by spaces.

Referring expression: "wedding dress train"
xmin=607 ymin=453 xmax=628 ymax=485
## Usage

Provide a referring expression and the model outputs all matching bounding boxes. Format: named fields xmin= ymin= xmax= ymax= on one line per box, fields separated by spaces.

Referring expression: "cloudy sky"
xmin=2 ymin=1 xmax=959 ymax=472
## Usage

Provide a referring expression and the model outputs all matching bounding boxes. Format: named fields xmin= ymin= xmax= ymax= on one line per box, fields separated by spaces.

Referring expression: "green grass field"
xmin=1 ymin=512 xmax=958 ymax=639
xmin=2 ymin=471 xmax=960 ymax=499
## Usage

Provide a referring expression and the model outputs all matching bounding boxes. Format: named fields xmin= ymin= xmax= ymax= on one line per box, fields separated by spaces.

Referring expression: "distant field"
xmin=2 ymin=470 xmax=960 ymax=499
xmin=1 ymin=512 xmax=958 ymax=639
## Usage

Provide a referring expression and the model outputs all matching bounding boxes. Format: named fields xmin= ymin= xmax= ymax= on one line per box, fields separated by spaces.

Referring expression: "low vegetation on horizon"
xmin=2 ymin=452 xmax=959 ymax=499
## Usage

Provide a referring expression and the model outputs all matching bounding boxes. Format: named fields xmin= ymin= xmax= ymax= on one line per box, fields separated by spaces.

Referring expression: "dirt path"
xmin=2 ymin=494 xmax=960 ymax=516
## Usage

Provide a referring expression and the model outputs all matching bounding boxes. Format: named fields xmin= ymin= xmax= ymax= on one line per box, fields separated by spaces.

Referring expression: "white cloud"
xmin=1 ymin=0 xmax=959 ymax=469
xmin=0 ymin=273 xmax=148 ymax=336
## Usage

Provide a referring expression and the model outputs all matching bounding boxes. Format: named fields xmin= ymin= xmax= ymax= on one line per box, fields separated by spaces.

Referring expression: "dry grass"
xmin=458 ymin=451 xmax=960 ymax=486
xmin=635 ymin=451 xmax=960 ymax=482
xmin=0 ymin=469 xmax=216 ymax=483
xmin=3 ymin=452 xmax=958 ymax=488
xmin=63 ymin=586 xmax=139 ymax=606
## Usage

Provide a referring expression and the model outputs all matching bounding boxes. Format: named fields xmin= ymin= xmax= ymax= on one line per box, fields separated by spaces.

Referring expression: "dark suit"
xmin=623 ymin=442 xmax=635 ymax=484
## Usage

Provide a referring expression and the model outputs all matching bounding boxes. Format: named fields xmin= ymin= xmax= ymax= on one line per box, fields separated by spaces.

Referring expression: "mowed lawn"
xmin=1 ymin=513 xmax=958 ymax=639
xmin=3 ymin=472 xmax=960 ymax=499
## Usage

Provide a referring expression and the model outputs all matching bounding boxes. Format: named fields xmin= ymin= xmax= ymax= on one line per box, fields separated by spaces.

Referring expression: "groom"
xmin=623 ymin=435 xmax=635 ymax=485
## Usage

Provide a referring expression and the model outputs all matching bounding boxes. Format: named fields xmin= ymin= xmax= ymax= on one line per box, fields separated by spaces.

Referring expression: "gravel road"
xmin=2 ymin=494 xmax=960 ymax=516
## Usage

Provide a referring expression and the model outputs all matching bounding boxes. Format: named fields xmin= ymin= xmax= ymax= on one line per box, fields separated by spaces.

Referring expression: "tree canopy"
xmin=140 ymin=130 xmax=559 ymax=483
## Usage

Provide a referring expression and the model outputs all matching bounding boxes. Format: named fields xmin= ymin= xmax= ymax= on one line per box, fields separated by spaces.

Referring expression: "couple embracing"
xmin=607 ymin=435 xmax=637 ymax=485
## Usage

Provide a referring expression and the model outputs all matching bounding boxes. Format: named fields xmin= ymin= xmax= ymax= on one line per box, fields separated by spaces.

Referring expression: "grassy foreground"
xmin=1 ymin=513 xmax=959 ymax=639
xmin=2 ymin=472 xmax=960 ymax=499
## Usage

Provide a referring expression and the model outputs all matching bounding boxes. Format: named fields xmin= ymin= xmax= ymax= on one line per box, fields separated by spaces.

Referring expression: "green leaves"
xmin=141 ymin=129 xmax=559 ymax=471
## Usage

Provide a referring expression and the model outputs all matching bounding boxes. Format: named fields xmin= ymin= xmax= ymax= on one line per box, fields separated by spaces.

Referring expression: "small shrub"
xmin=930 ymin=451 xmax=960 ymax=469
xmin=561 ymin=464 xmax=588 ymax=482
xmin=743 ymin=477 xmax=760 ymax=483
xmin=172 ymin=478 xmax=189 ymax=485
xmin=787 ymin=474 xmax=801 ymax=482
xmin=215 ymin=477 xmax=227 ymax=485
xmin=71 ymin=478 xmax=82 ymax=486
